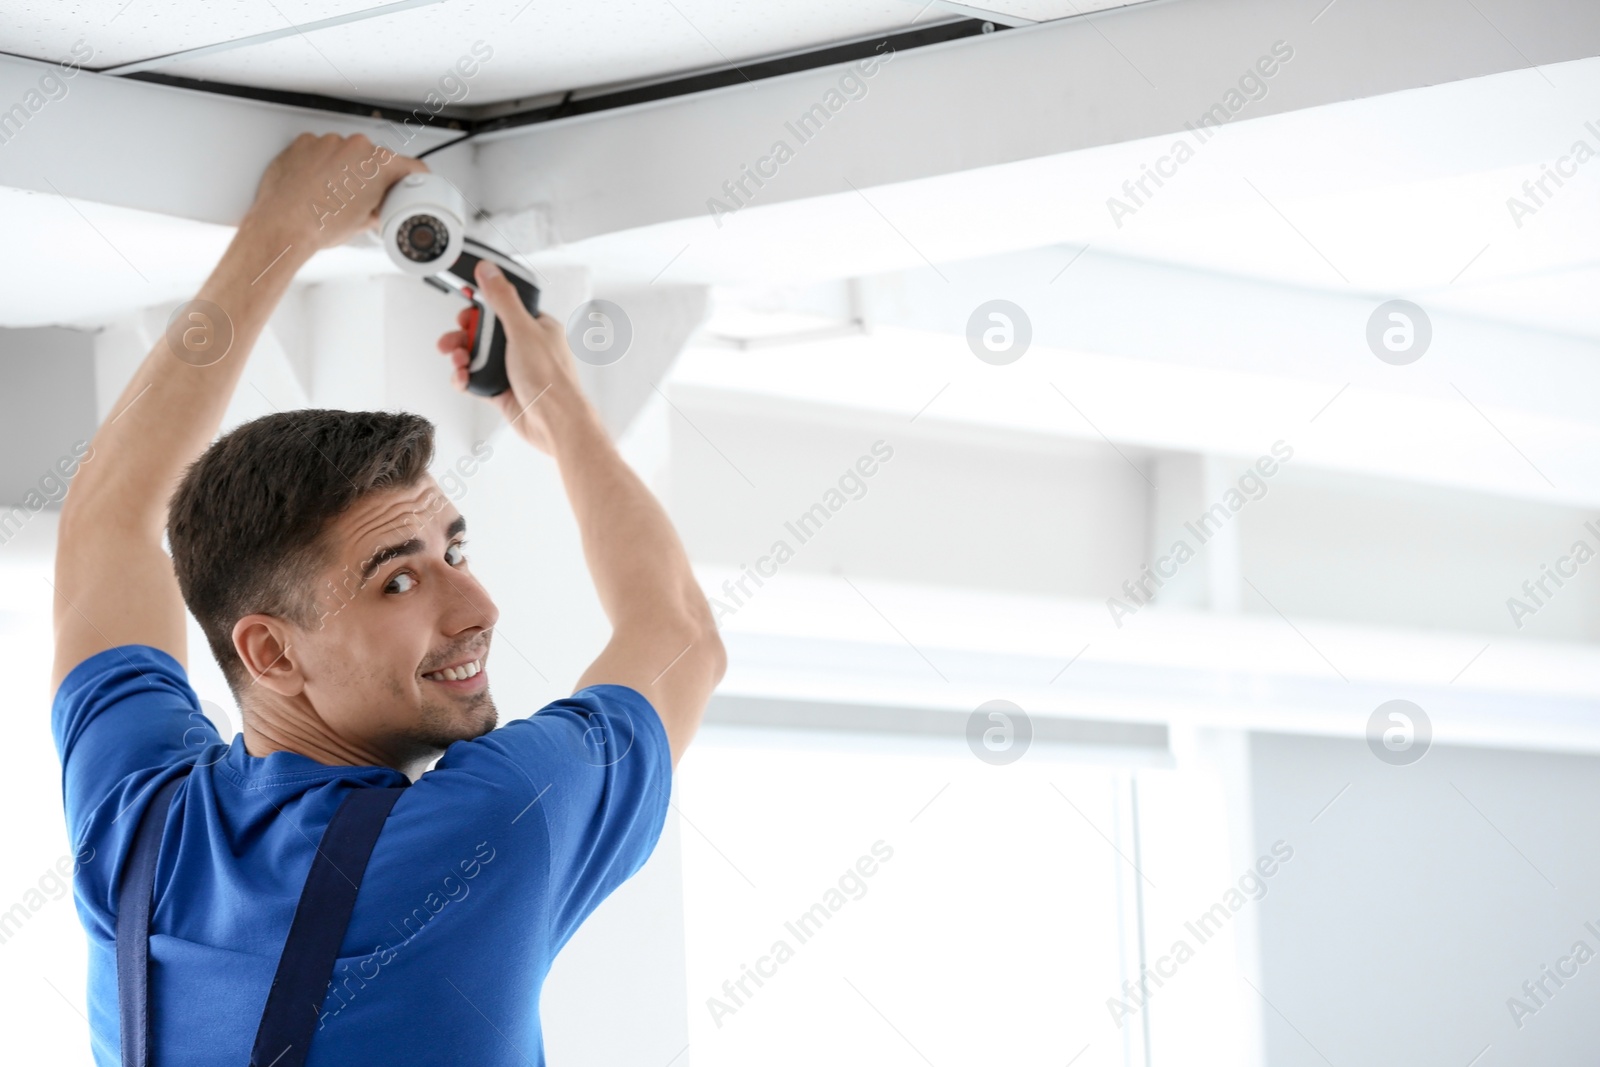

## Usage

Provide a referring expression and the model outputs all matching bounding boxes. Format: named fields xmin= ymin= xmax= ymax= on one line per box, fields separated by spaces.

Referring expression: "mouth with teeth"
xmin=421 ymin=655 xmax=486 ymax=690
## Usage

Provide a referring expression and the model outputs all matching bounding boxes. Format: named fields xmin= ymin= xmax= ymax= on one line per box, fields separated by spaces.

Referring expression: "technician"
xmin=50 ymin=132 xmax=725 ymax=1064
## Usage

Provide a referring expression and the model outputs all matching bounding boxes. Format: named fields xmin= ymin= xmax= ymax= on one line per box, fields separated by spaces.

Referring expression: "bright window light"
xmin=676 ymin=726 xmax=1140 ymax=1067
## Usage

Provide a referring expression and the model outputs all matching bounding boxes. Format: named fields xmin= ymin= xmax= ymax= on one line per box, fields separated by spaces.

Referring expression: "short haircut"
xmin=166 ymin=408 xmax=436 ymax=698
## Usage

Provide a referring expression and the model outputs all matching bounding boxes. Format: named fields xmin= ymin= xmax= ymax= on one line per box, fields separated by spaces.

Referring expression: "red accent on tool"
xmin=461 ymin=286 xmax=481 ymax=347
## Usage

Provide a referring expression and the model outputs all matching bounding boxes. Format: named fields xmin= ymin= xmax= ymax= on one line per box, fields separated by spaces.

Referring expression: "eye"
xmin=384 ymin=540 xmax=469 ymax=595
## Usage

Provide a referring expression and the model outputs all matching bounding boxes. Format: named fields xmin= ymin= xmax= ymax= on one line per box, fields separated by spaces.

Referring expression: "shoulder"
xmin=52 ymin=644 xmax=218 ymax=850
xmin=417 ymin=683 xmax=672 ymax=821
xmin=52 ymin=643 xmax=199 ymax=754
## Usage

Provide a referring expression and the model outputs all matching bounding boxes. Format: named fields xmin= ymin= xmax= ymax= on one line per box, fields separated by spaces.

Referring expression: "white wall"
xmin=1250 ymin=732 xmax=1600 ymax=1066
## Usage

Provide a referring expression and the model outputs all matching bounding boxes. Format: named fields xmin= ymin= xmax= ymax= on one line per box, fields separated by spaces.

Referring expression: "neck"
xmin=241 ymin=698 xmax=431 ymax=781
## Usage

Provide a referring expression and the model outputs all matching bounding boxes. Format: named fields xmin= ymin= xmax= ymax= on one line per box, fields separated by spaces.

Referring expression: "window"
xmin=677 ymin=725 xmax=1145 ymax=1067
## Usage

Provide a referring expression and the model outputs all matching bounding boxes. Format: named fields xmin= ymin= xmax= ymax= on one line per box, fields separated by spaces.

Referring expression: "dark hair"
xmin=167 ymin=409 xmax=436 ymax=697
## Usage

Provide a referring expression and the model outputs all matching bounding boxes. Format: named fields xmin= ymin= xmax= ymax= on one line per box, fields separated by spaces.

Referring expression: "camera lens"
xmin=397 ymin=213 xmax=450 ymax=263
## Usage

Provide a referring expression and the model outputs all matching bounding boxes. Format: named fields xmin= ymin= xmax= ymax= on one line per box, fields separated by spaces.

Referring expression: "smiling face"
xmin=239 ymin=475 xmax=501 ymax=770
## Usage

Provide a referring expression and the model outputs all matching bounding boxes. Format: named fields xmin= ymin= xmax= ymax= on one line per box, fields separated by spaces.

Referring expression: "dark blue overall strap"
xmin=116 ymin=772 xmax=189 ymax=1067
xmin=249 ymin=784 xmax=407 ymax=1067
xmin=114 ymin=776 xmax=406 ymax=1067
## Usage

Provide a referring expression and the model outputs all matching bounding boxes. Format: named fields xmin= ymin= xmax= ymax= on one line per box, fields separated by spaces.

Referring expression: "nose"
xmin=445 ymin=565 xmax=498 ymax=637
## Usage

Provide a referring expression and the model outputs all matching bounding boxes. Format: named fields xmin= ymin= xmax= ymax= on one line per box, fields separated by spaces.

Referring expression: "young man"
xmin=49 ymin=133 xmax=724 ymax=1064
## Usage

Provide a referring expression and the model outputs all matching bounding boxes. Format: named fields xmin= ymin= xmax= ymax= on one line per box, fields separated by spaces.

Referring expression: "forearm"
xmin=541 ymin=383 xmax=713 ymax=635
xmin=64 ymin=215 xmax=314 ymax=538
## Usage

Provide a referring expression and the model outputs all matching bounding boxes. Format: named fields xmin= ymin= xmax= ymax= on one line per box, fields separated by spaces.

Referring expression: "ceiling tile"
xmin=1 ymin=0 xmax=397 ymax=68
xmin=133 ymin=1 xmax=946 ymax=106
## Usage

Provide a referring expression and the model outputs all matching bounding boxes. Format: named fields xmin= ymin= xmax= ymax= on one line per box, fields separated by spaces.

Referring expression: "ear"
xmin=232 ymin=613 xmax=308 ymax=697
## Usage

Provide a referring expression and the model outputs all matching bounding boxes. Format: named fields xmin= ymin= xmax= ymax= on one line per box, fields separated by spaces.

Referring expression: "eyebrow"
xmin=360 ymin=513 xmax=468 ymax=582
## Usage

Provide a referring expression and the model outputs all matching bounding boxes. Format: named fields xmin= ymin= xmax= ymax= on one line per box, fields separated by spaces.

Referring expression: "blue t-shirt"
xmin=51 ymin=643 xmax=671 ymax=1066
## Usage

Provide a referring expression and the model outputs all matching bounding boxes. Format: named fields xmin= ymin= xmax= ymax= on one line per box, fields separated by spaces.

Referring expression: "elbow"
xmin=664 ymin=617 xmax=725 ymax=770
xmin=681 ymin=588 xmax=726 ymax=684
xmin=703 ymin=623 xmax=728 ymax=686
xmin=682 ymin=609 xmax=726 ymax=687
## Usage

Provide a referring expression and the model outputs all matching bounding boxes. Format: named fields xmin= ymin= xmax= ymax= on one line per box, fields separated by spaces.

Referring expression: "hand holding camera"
xmin=246 ymin=132 xmax=426 ymax=252
xmin=247 ymin=133 xmax=575 ymax=451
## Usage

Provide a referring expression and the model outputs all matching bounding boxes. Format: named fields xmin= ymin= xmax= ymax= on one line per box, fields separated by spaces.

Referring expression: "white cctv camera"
xmin=378 ymin=172 xmax=466 ymax=276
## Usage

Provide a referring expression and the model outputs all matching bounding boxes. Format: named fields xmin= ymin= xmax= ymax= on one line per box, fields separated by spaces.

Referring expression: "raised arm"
xmin=50 ymin=133 xmax=425 ymax=697
xmin=438 ymin=265 xmax=726 ymax=769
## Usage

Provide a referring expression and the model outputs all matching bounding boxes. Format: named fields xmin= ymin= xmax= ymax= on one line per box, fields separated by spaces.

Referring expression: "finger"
xmin=471 ymin=259 xmax=532 ymax=332
xmin=342 ymin=132 xmax=375 ymax=162
xmin=435 ymin=308 xmax=477 ymax=354
xmin=366 ymin=145 xmax=427 ymax=203
xmin=382 ymin=149 xmax=429 ymax=183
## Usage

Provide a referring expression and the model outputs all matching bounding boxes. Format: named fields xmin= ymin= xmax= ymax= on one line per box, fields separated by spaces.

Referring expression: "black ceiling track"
xmin=472 ymin=18 xmax=1005 ymax=134
xmin=109 ymin=18 xmax=1006 ymax=144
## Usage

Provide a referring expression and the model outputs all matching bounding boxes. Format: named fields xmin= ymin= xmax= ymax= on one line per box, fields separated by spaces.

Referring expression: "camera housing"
xmin=378 ymin=172 xmax=466 ymax=276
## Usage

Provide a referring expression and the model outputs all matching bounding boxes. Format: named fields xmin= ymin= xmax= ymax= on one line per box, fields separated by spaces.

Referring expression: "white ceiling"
xmin=0 ymin=0 xmax=1145 ymax=107
xmin=5 ymin=0 xmax=387 ymax=68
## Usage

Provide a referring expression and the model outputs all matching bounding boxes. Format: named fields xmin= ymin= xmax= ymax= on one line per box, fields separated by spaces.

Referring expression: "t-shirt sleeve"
xmin=428 ymin=683 xmax=673 ymax=950
xmin=50 ymin=644 xmax=219 ymax=850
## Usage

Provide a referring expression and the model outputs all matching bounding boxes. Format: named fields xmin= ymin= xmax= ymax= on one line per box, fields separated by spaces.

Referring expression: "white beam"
xmin=0 ymin=52 xmax=468 ymax=226
xmin=667 ymin=243 xmax=1600 ymax=509
xmin=841 ymin=248 xmax=1600 ymax=437
xmin=697 ymin=565 xmax=1600 ymax=756
xmin=479 ymin=0 xmax=1600 ymax=247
